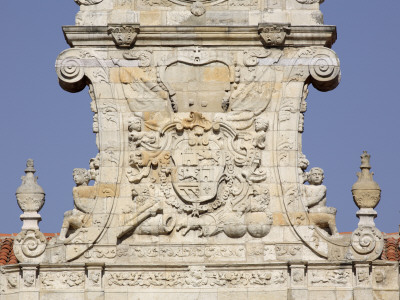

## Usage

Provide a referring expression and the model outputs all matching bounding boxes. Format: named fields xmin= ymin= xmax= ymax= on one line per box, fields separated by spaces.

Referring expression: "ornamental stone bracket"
xmin=258 ymin=24 xmax=290 ymax=47
xmin=107 ymin=24 xmax=140 ymax=48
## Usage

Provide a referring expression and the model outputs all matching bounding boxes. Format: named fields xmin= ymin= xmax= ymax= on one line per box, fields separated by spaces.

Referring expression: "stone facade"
xmin=1 ymin=0 xmax=398 ymax=299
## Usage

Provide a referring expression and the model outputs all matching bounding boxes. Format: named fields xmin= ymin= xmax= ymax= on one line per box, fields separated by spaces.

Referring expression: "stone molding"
xmin=62 ymin=25 xmax=337 ymax=48
xmin=1 ymin=261 xmax=397 ymax=294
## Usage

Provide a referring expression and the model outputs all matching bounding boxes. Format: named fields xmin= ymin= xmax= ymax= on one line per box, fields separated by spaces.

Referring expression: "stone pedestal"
xmin=356 ymin=208 xmax=377 ymax=227
xmin=20 ymin=212 xmax=41 ymax=231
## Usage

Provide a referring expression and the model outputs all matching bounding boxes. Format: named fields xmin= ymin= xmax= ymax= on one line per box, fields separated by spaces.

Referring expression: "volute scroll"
xmin=308 ymin=48 xmax=341 ymax=92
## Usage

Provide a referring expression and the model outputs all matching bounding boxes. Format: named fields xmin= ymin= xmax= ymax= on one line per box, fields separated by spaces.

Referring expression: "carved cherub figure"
xmin=89 ymin=154 xmax=100 ymax=182
xmin=59 ymin=168 xmax=93 ymax=242
xmin=128 ymin=116 xmax=159 ymax=150
xmin=72 ymin=168 xmax=90 ymax=187
xmin=298 ymin=152 xmax=310 ymax=183
xmin=253 ymin=117 xmax=269 ymax=149
xmin=303 ymin=167 xmax=338 ymax=236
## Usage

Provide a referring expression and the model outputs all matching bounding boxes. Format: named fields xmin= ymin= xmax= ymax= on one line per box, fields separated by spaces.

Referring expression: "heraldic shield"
xmin=172 ymin=145 xmax=225 ymax=204
xmin=166 ymin=112 xmax=232 ymax=206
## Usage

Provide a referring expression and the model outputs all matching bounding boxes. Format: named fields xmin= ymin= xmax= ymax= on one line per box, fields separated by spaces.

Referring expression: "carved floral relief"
xmin=106 ymin=268 xmax=287 ymax=288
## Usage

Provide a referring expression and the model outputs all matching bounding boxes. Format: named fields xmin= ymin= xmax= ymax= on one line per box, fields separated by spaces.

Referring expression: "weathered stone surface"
xmin=3 ymin=0 xmax=398 ymax=299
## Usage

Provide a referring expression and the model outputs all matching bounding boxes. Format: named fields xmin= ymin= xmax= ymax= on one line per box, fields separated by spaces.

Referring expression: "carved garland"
xmin=106 ymin=268 xmax=286 ymax=288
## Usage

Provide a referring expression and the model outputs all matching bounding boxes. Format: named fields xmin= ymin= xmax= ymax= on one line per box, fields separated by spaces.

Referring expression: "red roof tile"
xmin=381 ymin=237 xmax=400 ymax=261
xmin=0 ymin=239 xmax=16 ymax=265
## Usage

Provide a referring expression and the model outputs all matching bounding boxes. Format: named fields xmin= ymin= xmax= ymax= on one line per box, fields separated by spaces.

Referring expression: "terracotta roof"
xmin=0 ymin=232 xmax=398 ymax=265
xmin=381 ymin=237 xmax=400 ymax=261
xmin=0 ymin=238 xmax=17 ymax=265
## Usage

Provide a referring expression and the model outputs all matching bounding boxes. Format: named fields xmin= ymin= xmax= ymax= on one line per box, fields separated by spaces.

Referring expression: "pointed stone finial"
xmin=360 ymin=151 xmax=371 ymax=169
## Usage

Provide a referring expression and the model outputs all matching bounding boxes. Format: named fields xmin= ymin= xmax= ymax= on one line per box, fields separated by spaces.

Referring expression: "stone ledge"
xmin=63 ymin=25 xmax=336 ymax=48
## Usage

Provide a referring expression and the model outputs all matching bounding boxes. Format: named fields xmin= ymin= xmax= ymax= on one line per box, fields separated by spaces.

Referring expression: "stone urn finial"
xmin=15 ymin=159 xmax=45 ymax=230
xmin=13 ymin=159 xmax=48 ymax=263
xmin=351 ymin=151 xmax=381 ymax=209
xmin=350 ymin=152 xmax=384 ymax=260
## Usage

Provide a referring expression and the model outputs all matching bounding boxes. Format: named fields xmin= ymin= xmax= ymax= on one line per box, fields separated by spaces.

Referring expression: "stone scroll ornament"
xmin=278 ymin=47 xmax=363 ymax=260
xmin=13 ymin=159 xmax=47 ymax=263
xmin=56 ymin=49 xmax=121 ymax=261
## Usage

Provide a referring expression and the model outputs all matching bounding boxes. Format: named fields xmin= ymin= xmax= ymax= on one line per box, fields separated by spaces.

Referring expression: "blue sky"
xmin=0 ymin=1 xmax=399 ymax=234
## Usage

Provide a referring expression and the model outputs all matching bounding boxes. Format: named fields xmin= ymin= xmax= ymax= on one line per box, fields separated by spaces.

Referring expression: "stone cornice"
xmin=63 ymin=25 xmax=337 ymax=48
